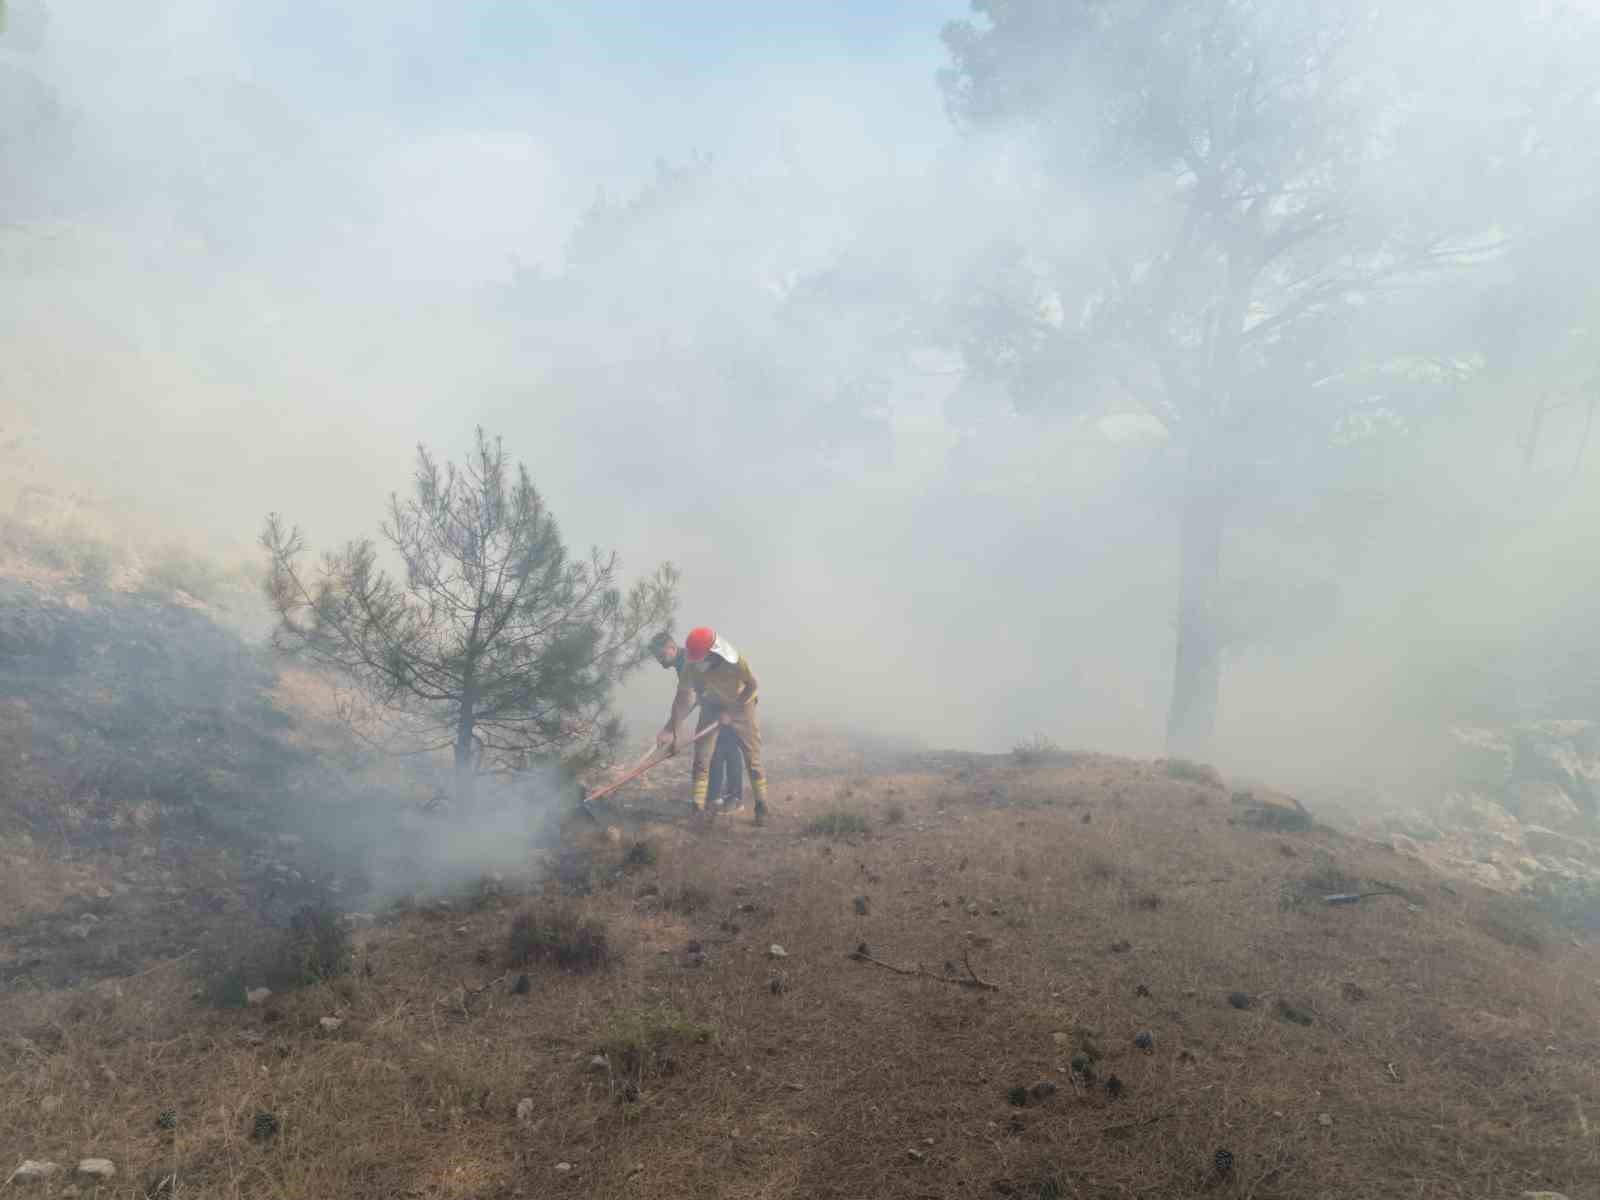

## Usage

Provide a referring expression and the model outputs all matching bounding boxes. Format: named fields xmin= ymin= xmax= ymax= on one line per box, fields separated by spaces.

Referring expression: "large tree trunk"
xmin=1164 ymin=460 xmax=1226 ymax=760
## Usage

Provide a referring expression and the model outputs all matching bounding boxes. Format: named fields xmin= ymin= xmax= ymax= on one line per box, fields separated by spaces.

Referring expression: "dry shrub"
xmin=281 ymin=903 xmax=352 ymax=984
xmin=1083 ymin=853 xmax=1119 ymax=883
xmin=1160 ymin=757 xmax=1224 ymax=788
xmin=597 ymin=1003 xmax=715 ymax=1094
xmin=1474 ymin=897 xmax=1547 ymax=953
xmin=505 ymin=902 xmax=611 ymax=970
xmin=658 ymin=882 xmax=713 ymax=915
xmin=805 ymin=808 xmax=870 ymax=838
xmin=1011 ymin=734 xmax=1061 ymax=766
xmin=621 ymin=838 xmax=659 ymax=869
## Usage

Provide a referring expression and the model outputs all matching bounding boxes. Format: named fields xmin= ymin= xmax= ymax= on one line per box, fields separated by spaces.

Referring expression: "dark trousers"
xmin=706 ymin=725 xmax=744 ymax=802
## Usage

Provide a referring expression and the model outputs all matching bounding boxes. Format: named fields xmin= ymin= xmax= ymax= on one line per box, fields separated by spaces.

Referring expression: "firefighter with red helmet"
xmin=652 ymin=626 xmax=768 ymax=823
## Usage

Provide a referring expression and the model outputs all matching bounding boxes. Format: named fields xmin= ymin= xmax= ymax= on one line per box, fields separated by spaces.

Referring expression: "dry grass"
xmin=4 ymin=754 xmax=1600 ymax=1199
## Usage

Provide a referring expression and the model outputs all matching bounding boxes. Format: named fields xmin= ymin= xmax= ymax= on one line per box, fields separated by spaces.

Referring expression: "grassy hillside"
xmin=2 ymin=575 xmax=1598 ymax=1199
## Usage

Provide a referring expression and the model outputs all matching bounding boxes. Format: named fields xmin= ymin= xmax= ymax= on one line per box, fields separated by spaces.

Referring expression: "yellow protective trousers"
xmin=690 ymin=700 xmax=766 ymax=811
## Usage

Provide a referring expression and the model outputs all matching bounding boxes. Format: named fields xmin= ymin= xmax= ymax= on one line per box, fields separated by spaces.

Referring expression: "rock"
xmin=245 ymin=987 xmax=272 ymax=1006
xmin=94 ymin=887 xmax=112 ymax=900
xmin=516 ymin=1098 xmax=535 ymax=1124
xmin=588 ymin=1054 xmax=610 ymax=1073
xmin=75 ymin=1160 xmax=115 ymax=1181
xmin=12 ymin=1161 xmax=62 ymax=1185
xmin=554 ymin=1163 xmax=573 ymax=1174
xmin=1524 ymin=826 xmax=1597 ymax=862
xmin=1511 ymin=780 xmax=1585 ymax=832
xmin=1390 ymin=834 xmax=1422 ymax=855
xmin=962 ymin=899 xmax=980 ymax=916
xmin=1228 ymin=992 xmax=1253 ymax=1010
xmin=907 ymin=1148 xmax=925 ymax=1162
xmin=510 ymin=973 xmax=531 ymax=996
xmin=768 ymin=944 xmax=787 ymax=959
xmin=1317 ymin=1113 xmax=1333 ymax=1127
xmin=319 ymin=1017 xmax=343 ymax=1032
xmin=40 ymin=1095 xmax=62 ymax=1113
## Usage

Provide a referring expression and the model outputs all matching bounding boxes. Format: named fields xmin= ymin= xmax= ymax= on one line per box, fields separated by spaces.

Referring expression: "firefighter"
xmin=654 ymin=626 xmax=768 ymax=823
xmin=648 ymin=630 xmax=744 ymax=810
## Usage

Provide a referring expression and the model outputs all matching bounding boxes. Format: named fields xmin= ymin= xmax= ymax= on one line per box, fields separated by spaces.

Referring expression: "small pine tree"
xmin=262 ymin=428 xmax=676 ymax=797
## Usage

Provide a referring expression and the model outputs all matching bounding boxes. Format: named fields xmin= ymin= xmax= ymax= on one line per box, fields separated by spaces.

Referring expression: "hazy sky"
xmin=5 ymin=0 xmax=1599 ymax=778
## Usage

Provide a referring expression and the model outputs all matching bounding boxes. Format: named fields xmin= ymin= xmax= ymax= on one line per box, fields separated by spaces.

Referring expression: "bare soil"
xmin=3 ymin=579 xmax=1598 ymax=1198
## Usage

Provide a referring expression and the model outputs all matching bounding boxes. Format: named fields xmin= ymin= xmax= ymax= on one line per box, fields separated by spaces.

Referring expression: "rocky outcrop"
xmin=1444 ymin=721 xmax=1599 ymax=832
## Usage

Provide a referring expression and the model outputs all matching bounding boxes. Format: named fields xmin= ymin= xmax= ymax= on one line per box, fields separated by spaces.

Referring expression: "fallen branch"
xmin=847 ymin=944 xmax=998 ymax=992
xmin=1101 ymin=1107 xmax=1178 ymax=1137
xmin=441 ymin=973 xmax=509 ymax=1018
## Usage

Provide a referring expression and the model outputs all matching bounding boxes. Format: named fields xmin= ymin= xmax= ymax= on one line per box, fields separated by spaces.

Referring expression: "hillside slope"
xmin=2 ymin=581 xmax=1598 ymax=1199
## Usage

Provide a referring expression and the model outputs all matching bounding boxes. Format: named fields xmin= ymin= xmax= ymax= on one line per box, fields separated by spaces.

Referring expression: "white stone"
xmin=516 ymin=1098 xmax=535 ymax=1123
xmin=11 ymin=1161 xmax=62 ymax=1185
xmin=767 ymin=944 xmax=787 ymax=959
xmin=319 ymin=1017 xmax=343 ymax=1032
xmin=246 ymin=987 xmax=272 ymax=1005
xmin=75 ymin=1160 xmax=115 ymax=1180
xmin=554 ymin=1162 xmax=573 ymax=1173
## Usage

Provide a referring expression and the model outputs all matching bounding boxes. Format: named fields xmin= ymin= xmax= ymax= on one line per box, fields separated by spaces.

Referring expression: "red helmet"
xmin=684 ymin=627 xmax=716 ymax=662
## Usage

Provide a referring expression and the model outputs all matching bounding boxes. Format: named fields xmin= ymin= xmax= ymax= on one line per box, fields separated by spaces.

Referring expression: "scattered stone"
xmin=588 ymin=1054 xmax=610 ymax=1073
xmin=516 ymin=1098 xmax=535 ymax=1124
xmin=554 ymin=1162 xmax=573 ymax=1174
xmin=94 ymin=887 xmax=112 ymax=900
xmin=1227 ymin=992 xmax=1253 ymax=1010
xmin=319 ymin=1017 xmax=343 ymax=1032
xmin=40 ymin=1095 xmax=62 ymax=1113
xmin=906 ymin=1148 xmax=925 ymax=1162
xmin=1317 ymin=1113 xmax=1333 ymax=1127
xmin=963 ymin=899 xmax=980 ymax=916
xmin=245 ymin=987 xmax=272 ymax=1006
xmin=1390 ymin=834 xmax=1422 ymax=855
xmin=768 ymin=944 xmax=788 ymax=959
xmin=1134 ymin=1031 xmax=1154 ymax=1051
xmin=511 ymin=974 xmax=531 ymax=996
xmin=12 ymin=1161 xmax=62 ymax=1185
xmin=75 ymin=1160 xmax=115 ymax=1181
